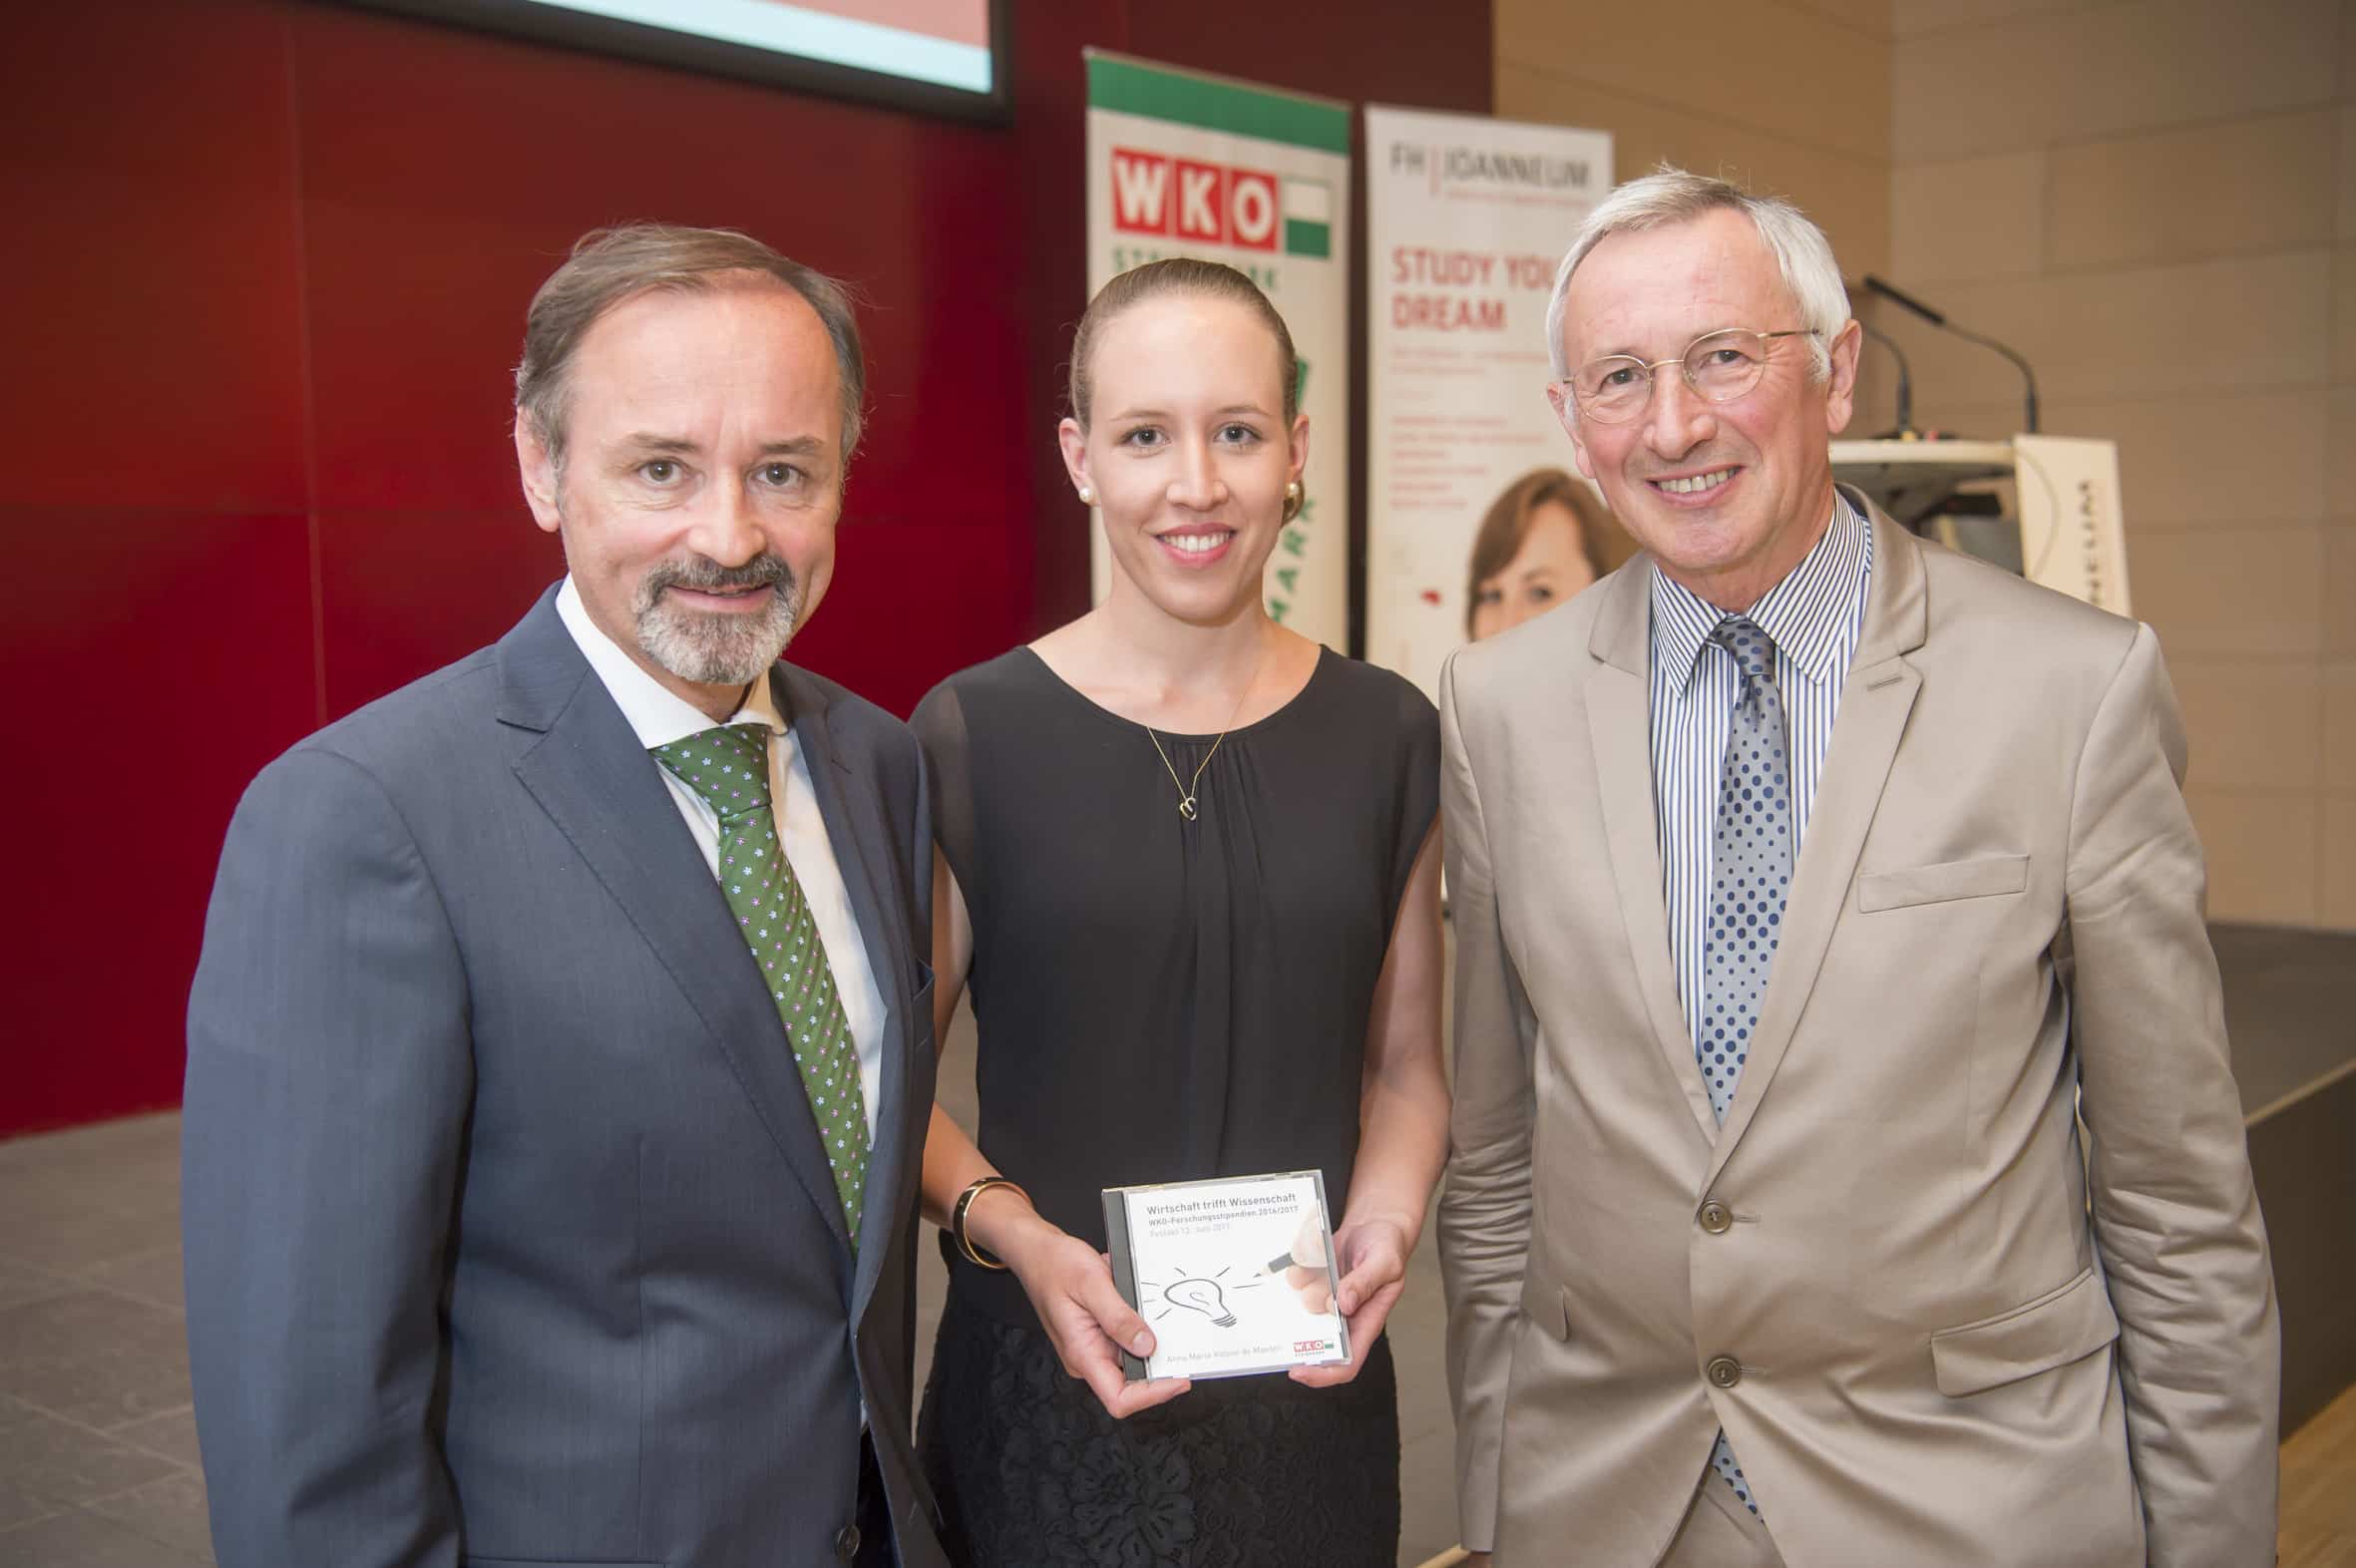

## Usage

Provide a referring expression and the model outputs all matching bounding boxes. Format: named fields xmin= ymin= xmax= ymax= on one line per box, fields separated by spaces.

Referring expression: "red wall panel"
xmin=0 ymin=0 xmax=1490 ymax=1136
xmin=5 ymin=507 xmax=317 ymax=1130
xmin=5 ymin=4 xmax=309 ymax=516
xmin=313 ymin=507 xmax=560 ymax=716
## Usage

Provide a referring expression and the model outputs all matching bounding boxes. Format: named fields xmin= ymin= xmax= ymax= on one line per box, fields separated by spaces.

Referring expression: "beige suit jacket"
xmin=1438 ymin=499 xmax=2278 ymax=1567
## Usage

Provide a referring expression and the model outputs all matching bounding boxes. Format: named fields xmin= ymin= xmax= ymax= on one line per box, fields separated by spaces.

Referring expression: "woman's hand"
xmin=1280 ymin=1210 xmax=1335 ymax=1311
xmin=994 ymin=1216 xmax=1193 ymax=1418
xmin=1287 ymin=1214 xmax=1409 ymax=1388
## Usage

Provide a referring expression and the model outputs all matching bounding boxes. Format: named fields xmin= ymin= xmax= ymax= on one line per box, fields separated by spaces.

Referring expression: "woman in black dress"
xmin=913 ymin=259 xmax=1447 ymax=1567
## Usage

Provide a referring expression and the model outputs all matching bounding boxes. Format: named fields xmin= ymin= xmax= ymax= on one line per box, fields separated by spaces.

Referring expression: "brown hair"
xmin=514 ymin=222 xmax=865 ymax=473
xmin=1464 ymin=468 xmax=1635 ymax=636
xmin=1068 ymin=258 xmax=1300 ymax=429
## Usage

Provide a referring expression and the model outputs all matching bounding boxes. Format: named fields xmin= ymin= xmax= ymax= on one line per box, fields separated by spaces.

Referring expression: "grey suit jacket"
xmin=184 ymin=588 xmax=947 ymax=1568
xmin=1440 ymin=500 xmax=2278 ymax=1566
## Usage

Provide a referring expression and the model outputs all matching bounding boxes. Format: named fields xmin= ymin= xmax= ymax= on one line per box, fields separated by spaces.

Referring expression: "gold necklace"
xmin=1146 ymin=649 xmax=1264 ymax=822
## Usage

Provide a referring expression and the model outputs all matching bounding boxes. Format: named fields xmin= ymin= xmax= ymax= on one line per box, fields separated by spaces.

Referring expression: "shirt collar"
xmin=1649 ymin=490 xmax=1872 ymax=693
xmin=555 ymin=576 xmax=786 ymax=750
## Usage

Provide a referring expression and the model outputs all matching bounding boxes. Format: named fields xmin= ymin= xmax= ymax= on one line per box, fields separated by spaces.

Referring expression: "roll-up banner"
xmin=1364 ymin=106 xmax=1612 ymax=697
xmin=1083 ymin=51 xmax=1353 ymax=647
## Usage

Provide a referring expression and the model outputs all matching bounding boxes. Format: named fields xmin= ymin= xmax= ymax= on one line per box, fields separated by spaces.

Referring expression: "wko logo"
xmin=1111 ymin=148 xmax=1331 ymax=258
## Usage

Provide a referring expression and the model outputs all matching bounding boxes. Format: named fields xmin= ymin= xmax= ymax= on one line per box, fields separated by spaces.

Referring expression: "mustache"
xmin=639 ymin=555 xmax=794 ymax=600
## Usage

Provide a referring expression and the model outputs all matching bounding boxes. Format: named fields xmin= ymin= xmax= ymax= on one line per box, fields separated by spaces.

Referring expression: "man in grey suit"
xmin=184 ymin=224 xmax=946 ymax=1568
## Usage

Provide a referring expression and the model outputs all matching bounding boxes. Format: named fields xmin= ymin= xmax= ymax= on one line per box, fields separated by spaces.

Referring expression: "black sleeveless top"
xmin=912 ymin=645 xmax=1441 ymax=1325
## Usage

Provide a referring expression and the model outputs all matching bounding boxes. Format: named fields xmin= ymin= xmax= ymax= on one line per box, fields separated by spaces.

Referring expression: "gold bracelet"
xmin=952 ymin=1176 xmax=1029 ymax=1271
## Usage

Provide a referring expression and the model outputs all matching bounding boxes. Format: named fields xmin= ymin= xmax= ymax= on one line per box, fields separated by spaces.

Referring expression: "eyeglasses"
xmin=1557 ymin=328 xmax=1818 ymax=424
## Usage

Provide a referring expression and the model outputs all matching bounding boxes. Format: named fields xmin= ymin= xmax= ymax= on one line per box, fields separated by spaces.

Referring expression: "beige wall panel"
xmin=2184 ymin=786 xmax=2322 ymax=923
xmin=2338 ymin=108 xmax=2356 ymax=244
xmin=2344 ymin=0 xmax=2356 ymax=102
xmin=2327 ymin=523 xmax=2356 ymax=654
xmin=2049 ymin=111 xmax=2337 ymax=269
xmin=1859 ymin=251 xmax=2329 ymax=407
xmin=2132 ymin=523 xmax=2325 ymax=656
xmin=1892 ymin=0 xmax=2338 ymax=163
xmin=2037 ymin=393 xmax=2326 ymax=530
xmin=1496 ymin=0 xmax=1890 ymax=162
xmin=2334 ymin=249 xmax=2356 ymax=381
xmin=1494 ymin=65 xmax=1892 ymax=277
xmin=1890 ymin=152 xmax=2045 ymax=282
xmin=1849 ymin=352 xmax=1903 ymax=436
xmin=1890 ymin=0 xmax=2102 ymax=39
xmin=2324 ymin=662 xmax=2356 ymax=787
xmin=2327 ymin=387 xmax=2356 ymax=506
xmin=2320 ymin=793 xmax=2356 ymax=926
xmin=2170 ymin=658 xmax=2324 ymax=788
xmin=1782 ymin=0 xmax=1895 ymax=41
xmin=1888 ymin=0 xmax=2339 ymax=927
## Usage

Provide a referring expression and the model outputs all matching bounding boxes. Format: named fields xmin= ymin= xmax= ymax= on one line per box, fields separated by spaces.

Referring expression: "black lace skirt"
xmin=917 ymin=1296 xmax=1401 ymax=1567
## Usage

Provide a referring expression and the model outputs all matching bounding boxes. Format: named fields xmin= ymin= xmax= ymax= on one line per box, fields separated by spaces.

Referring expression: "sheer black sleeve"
xmin=909 ymin=680 xmax=978 ymax=904
xmin=1385 ymin=675 xmax=1443 ymax=933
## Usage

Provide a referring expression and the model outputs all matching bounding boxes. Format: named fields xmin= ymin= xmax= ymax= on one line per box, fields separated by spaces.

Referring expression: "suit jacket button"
xmin=1707 ymin=1356 xmax=1743 ymax=1388
xmin=836 ymin=1522 xmax=862 ymax=1561
xmin=1698 ymin=1200 xmax=1732 ymax=1234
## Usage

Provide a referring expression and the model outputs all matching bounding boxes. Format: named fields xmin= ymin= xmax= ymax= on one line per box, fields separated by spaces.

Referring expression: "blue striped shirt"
xmin=1650 ymin=493 xmax=1874 ymax=1045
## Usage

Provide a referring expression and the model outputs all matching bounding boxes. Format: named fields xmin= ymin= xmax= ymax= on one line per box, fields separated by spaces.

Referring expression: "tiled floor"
xmin=3 ymin=974 xmax=2348 ymax=1566
xmin=0 ymin=1111 xmax=211 ymax=1565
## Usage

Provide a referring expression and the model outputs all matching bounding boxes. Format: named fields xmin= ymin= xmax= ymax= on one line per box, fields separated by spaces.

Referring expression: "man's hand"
xmin=1289 ymin=1215 xmax=1409 ymax=1388
xmin=998 ymin=1222 xmax=1191 ymax=1418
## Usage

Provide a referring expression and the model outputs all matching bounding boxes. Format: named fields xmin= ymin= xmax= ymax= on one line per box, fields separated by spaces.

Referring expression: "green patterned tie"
xmin=652 ymin=723 xmax=869 ymax=1249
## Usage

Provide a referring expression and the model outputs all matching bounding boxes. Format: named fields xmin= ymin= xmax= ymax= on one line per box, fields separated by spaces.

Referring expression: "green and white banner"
xmin=1084 ymin=51 xmax=1353 ymax=646
xmin=1364 ymin=105 xmax=1612 ymax=697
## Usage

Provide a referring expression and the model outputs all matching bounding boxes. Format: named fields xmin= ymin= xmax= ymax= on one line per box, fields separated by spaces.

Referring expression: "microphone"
xmin=1862 ymin=274 xmax=2040 ymax=434
xmin=1854 ymin=318 xmax=1917 ymax=439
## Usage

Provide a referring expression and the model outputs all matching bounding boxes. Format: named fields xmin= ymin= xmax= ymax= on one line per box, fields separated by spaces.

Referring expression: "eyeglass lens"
xmin=1573 ymin=329 xmax=1773 ymax=421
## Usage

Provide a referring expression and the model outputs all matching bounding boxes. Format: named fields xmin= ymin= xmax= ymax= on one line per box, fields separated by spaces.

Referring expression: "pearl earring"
xmin=1078 ymin=485 xmax=1095 ymax=505
xmin=1285 ymin=481 xmax=1302 ymax=502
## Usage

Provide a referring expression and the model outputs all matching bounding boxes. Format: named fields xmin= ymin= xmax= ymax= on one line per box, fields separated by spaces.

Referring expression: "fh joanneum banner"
xmin=1364 ymin=106 xmax=1612 ymax=698
xmin=1084 ymin=51 xmax=1352 ymax=647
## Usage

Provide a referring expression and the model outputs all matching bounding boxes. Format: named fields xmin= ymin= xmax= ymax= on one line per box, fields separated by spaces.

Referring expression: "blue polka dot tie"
xmin=652 ymin=724 xmax=870 ymax=1251
xmin=1701 ymin=614 xmax=1790 ymax=1518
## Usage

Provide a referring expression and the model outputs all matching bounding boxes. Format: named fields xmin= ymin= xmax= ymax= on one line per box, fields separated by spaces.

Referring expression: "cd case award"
xmin=1101 ymin=1170 xmax=1352 ymax=1382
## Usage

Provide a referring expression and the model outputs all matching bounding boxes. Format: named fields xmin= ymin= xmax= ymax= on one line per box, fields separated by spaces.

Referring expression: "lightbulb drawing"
xmin=1163 ymin=1276 xmax=1237 ymax=1327
xmin=1141 ymin=1265 xmax=1262 ymax=1331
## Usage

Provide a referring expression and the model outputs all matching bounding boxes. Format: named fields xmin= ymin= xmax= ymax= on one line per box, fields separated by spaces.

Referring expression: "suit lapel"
xmin=1707 ymin=503 xmax=1928 ymax=1181
xmin=775 ymin=666 xmax=913 ymax=1324
xmin=497 ymin=598 xmax=852 ymax=1258
xmin=1587 ymin=569 xmax=1719 ymax=1141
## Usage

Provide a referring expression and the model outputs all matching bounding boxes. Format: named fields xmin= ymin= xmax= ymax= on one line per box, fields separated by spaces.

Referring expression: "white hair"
xmin=1544 ymin=166 xmax=1850 ymax=387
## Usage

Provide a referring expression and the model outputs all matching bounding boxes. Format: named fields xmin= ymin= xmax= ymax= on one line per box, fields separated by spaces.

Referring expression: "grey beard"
xmin=632 ymin=555 xmax=802 ymax=686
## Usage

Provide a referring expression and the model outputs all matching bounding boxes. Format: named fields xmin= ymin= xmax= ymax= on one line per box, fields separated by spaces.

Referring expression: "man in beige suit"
xmin=1440 ymin=169 xmax=2278 ymax=1568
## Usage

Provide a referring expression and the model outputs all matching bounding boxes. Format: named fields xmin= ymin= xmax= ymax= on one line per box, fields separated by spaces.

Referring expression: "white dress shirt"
xmin=1649 ymin=491 xmax=1875 ymax=1048
xmin=557 ymin=578 xmax=884 ymax=1139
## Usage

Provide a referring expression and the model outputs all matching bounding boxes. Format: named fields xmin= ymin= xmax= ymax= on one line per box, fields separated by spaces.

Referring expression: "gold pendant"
xmin=1178 ymin=796 xmax=1198 ymax=821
